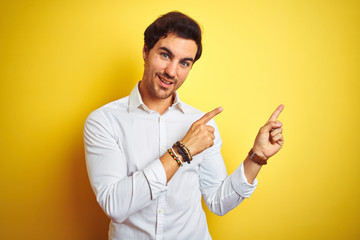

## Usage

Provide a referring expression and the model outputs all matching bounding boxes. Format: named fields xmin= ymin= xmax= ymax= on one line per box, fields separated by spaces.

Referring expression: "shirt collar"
xmin=128 ymin=82 xmax=186 ymax=114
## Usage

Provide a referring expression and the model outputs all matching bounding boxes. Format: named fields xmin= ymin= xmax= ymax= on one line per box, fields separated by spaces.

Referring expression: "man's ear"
xmin=143 ymin=45 xmax=149 ymax=60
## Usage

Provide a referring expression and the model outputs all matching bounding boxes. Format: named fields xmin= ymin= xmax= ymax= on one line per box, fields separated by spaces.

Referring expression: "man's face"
xmin=141 ymin=33 xmax=198 ymax=100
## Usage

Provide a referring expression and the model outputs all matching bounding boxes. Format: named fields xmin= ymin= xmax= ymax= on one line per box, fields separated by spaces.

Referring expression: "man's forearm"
xmin=160 ymin=150 xmax=181 ymax=183
xmin=243 ymin=155 xmax=262 ymax=184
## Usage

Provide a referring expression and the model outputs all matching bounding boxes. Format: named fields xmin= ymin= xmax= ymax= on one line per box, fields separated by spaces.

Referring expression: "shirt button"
xmin=158 ymin=209 xmax=164 ymax=213
xmin=161 ymin=147 xmax=166 ymax=152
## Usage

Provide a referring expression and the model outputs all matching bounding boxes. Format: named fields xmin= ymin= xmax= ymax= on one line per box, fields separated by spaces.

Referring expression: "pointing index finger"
xmin=267 ymin=104 xmax=284 ymax=123
xmin=197 ymin=107 xmax=223 ymax=124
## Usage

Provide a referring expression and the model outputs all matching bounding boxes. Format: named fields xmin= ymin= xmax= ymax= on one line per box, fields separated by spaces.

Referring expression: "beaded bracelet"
xmin=171 ymin=147 xmax=183 ymax=165
xmin=168 ymin=149 xmax=182 ymax=167
xmin=177 ymin=141 xmax=192 ymax=161
xmin=173 ymin=143 xmax=190 ymax=164
xmin=175 ymin=141 xmax=192 ymax=163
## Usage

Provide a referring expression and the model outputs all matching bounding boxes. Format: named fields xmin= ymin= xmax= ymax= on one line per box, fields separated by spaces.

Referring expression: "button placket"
xmin=158 ymin=116 xmax=167 ymax=156
xmin=155 ymin=195 xmax=166 ymax=239
xmin=156 ymin=115 xmax=167 ymax=239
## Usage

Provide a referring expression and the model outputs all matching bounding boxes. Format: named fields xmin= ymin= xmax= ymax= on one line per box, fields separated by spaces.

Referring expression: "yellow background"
xmin=1 ymin=0 xmax=359 ymax=239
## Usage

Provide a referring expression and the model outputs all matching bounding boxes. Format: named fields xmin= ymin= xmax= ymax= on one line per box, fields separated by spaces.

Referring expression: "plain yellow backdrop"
xmin=1 ymin=0 xmax=359 ymax=239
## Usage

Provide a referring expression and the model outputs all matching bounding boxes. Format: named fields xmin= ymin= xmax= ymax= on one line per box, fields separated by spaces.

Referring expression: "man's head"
xmin=144 ymin=11 xmax=202 ymax=63
xmin=139 ymin=12 xmax=202 ymax=105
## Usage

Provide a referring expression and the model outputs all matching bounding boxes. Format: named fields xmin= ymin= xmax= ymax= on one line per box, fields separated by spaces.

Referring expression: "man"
xmin=84 ymin=11 xmax=284 ymax=240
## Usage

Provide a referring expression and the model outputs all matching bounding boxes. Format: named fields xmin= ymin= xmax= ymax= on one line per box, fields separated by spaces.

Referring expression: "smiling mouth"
xmin=158 ymin=74 xmax=174 ymax=85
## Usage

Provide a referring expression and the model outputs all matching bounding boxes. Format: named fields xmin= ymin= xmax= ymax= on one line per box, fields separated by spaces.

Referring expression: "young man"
xmin=84 ymin=11 xmax=284 ymax=240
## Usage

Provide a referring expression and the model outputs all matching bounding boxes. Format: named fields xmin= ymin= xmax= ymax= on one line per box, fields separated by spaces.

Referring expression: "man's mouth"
xmin=158 ymin=74 xmax=173 ymax=85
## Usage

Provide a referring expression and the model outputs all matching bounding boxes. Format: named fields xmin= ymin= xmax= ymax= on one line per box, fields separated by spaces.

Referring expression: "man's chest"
xmin=107 ymin=112 xmax=203 ymax=175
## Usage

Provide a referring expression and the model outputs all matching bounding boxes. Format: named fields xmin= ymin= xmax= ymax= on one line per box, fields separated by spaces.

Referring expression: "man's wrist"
xmin=248 ymin=149 xmax=268 ymax=165
xmin=173 ymin=141 xmax=192 ymax=164
xmin=251 ymin=147 xmax=268 ymax=159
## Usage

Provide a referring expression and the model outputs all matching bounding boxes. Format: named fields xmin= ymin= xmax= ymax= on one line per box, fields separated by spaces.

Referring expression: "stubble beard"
xmin=146 ymin=72 xmax=177 ymax=100
xmin=150 ymin=80 xmax=175 ymax=99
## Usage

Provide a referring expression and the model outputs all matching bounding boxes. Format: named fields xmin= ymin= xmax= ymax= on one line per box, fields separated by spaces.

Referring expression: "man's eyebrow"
xmin=160 ymin=47 xmax=194 ymax=63
xmin=160 ymin=47 xmax=174 ymax=58
xmin=182 ymin=57 xmax=194 ymax=63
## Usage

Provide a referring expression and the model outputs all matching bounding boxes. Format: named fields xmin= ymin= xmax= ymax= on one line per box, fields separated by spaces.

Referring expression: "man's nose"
xmin=165 ymin=61 xmax=177 ymax=79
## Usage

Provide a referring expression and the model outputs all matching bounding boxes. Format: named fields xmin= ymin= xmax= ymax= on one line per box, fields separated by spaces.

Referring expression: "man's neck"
xmin=138 ymin=82 xmax=174 ymax=115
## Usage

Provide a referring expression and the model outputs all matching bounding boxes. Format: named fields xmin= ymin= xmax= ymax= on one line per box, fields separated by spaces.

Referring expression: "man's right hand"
xmin=181 ymin=107 xmax=223 ymax=156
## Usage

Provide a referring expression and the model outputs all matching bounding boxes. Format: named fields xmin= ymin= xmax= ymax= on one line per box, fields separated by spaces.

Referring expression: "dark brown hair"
xmin=144 ymin=11 xmax=202 ymax=62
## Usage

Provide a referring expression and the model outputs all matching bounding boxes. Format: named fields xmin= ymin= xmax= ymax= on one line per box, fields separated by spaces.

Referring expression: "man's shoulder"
xmin=99 ymin=96 xmax=129 ymax=112
xmin=86 ymin=95 xmax=130 ymax=122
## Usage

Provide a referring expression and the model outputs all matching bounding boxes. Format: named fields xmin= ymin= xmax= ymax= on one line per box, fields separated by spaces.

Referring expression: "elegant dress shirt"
xmin=84 ymin=83 xmax=258 ymax=240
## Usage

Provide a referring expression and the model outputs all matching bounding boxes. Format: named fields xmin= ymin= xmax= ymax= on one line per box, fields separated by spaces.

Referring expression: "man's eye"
xmin=181 ymin=61 xmax=190 ymax=67
xmin=161 ymin=53 xmax=169 ymax=59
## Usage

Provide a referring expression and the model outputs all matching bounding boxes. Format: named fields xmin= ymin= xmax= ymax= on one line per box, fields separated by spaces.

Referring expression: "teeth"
xmin=159 ymin=76 xmax=172 ymax=84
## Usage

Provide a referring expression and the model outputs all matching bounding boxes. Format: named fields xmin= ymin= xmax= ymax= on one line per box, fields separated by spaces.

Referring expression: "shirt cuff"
xmin=231 ymin=162 xmax=258 ymax=198
xmin=143 ymin=159 xmax=167 ymax=200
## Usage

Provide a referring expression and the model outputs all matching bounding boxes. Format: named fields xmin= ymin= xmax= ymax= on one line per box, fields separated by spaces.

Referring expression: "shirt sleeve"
xmin=199 ymin=119 xmax=257 ymax=216
xmin=84 ymin=110 xmax=167 ymax=223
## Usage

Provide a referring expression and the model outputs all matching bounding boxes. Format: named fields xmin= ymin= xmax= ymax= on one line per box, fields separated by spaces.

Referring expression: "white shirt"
xmin=84 ymin=83 xmax=258 ymax=240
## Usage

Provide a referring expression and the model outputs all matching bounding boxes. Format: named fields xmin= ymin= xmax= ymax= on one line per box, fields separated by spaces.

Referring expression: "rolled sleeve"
xmin=230 ymin=162 xmax=258 ymax=198
xmin=143 ymin=159 xmax=167 ymax=200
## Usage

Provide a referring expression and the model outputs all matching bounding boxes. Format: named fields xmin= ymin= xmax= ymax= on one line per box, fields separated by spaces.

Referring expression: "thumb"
xmin=260 ymin=121 xmax=282 ymax=133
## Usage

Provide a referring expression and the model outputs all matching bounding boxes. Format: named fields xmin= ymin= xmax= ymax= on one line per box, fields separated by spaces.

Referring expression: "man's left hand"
xmin=252 ymin=105 xmax=285 ymax=160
